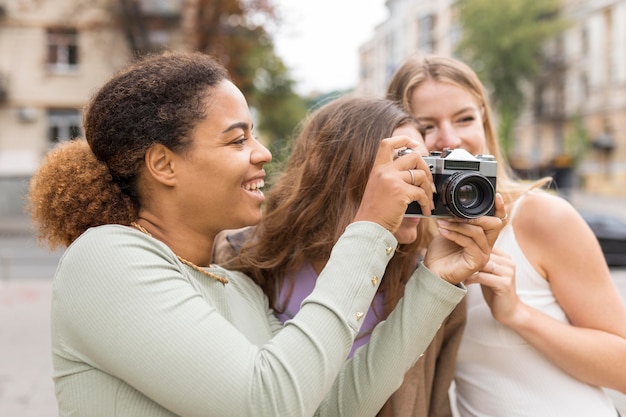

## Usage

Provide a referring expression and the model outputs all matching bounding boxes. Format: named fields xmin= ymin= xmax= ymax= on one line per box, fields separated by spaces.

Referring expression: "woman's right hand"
xmin=423 ymin=194 xmax=507 ymax=285
xmin=353 ymin=136 xmax=435 ymax=233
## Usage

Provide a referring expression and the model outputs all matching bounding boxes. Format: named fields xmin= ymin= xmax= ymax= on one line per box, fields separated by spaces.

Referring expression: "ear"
xmin=144 ymin=144 xmax=177 ymax=187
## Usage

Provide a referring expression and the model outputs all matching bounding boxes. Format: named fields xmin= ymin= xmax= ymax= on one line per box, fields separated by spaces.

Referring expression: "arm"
xmin=311 ymin=190 xmax=504 ymax=417
xmin=467 ymin=192 xmax=626 ymax=393
xmin=54 ymin=222 xmax=399 ymax=417
xmin=315 ymin=263 xmax=465 ymax=416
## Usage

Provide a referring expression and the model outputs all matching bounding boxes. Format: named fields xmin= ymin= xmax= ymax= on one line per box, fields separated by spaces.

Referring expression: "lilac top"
xmin=276 ymin=261 xmax=384 ymax=358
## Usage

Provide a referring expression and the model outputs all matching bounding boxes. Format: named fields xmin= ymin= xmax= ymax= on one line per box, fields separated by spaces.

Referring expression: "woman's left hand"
xmin=464 ymin=248 xmax=523 ymax=325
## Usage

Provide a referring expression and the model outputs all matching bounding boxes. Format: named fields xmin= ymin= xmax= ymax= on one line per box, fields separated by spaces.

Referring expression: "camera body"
xmin=402 ymin=148 xmax=497 ymax=219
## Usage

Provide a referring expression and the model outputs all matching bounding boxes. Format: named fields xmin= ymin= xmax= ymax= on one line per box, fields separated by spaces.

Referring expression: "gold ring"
xmin=500 ymin=213 xmax=508 ymax=222
xmin=408 ymin=169 xmax=415 ymax=185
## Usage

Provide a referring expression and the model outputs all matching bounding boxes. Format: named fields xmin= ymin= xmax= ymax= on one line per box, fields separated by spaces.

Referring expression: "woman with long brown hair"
xmin=216 ymin=95 xmax=505 ymax=416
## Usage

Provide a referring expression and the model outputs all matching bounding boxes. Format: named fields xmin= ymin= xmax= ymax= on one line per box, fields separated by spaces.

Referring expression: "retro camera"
xmin=399 ymin=148 xmax=497 ymax=219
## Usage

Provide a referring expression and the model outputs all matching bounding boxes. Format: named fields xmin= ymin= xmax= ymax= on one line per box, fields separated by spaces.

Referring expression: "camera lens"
xmin=441 ymin=171 xmax=495 ymax=219
xmin=457 ymin=184 xmax=480 ymax=208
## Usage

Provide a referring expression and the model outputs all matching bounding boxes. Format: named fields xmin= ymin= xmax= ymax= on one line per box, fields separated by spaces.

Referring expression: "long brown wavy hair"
xmin=229 ymin=95 xmax=438 ymax=317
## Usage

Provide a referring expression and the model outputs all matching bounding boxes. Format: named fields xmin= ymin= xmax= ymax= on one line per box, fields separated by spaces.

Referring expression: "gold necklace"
xmin=130 ymin=222 xmax=228 ymax=284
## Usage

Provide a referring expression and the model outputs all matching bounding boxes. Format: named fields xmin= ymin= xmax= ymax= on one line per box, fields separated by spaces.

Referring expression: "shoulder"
xmin=71 ymin=223 xmax=152 ymax=242
xmin=512 ymin=190 xmax=601 ymax=275
xmin=215 ymin=265 xmax=269 ymax=304
xmin=58 ymin=224 xmax=176 ymax=280
xmin=514 ymin=190 xmax=583 ymax=233
xmin=65 ymin=224 xmax=171 ymax=258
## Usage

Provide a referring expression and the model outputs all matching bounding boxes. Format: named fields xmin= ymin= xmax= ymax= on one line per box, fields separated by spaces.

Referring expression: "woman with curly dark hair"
xmin=27 ymin=51 xmax=504 ymax=417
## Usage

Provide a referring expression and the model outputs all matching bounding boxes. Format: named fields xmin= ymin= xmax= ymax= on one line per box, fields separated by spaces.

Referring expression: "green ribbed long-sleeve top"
xmin=51 ymin=221 xmax=465 ymax=417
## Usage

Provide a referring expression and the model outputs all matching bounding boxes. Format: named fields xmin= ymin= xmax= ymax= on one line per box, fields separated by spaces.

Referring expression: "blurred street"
xmin=1 ymin=190 xmax=625 ymax=417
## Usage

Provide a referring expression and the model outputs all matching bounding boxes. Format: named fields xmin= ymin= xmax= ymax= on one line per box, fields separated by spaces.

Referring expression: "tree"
xmin=112 ymin=0 xmax=307 ymax=153
xmin=455 ymin=0 xmax=569 ymax=156
xmin=248 ymin=38 xmax=309 ymax=170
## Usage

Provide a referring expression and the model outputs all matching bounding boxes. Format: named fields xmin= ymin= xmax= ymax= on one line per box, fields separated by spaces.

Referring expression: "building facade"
xmin=0 ymin=0 xmax=186 ymax=218
xmin=357 ymin=0 xmax=626 ymax=195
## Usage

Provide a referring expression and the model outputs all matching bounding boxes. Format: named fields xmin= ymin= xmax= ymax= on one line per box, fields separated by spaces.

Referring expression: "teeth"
xmin=244 ymin=179 xmax=265 ymax=191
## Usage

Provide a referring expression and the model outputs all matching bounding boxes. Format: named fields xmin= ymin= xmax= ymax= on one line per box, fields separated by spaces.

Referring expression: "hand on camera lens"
xmin=423 ymin=193 xmax=507 ymax=284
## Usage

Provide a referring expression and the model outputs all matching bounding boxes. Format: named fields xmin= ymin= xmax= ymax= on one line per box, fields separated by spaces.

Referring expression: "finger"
xmin=395 ymin=151 xmax=436 ymax=212
xmin=376 ymin=136 xmax=424 ymax=165
xmin=393 ymin=151 xmax=434 ymax=185
xmin=437 ymin=222 xmax=491 ymax=268
xmin=456 ymin=193 xmax=505 ymax=248
xmin=407 ymin=169 xmax=415 ymax=186
xmin=413 ymin=152 xmax=434 ymax=182
xmin=469 ymin=254 xmax=512 ymax=279
xmin=404 ymin=168 xmax=431 ymax=192
xmin=491 ymin=247 xmax=508 ymax=257
xmin=476 ymin=254 xmax=515 ymax=279
xmin=403 ymin=168 xmax=435 ymax=214
xmin=493 ymin=193 xmax=507 ymax=223
xmin=485 ymin=260 xmax=497 ymax=274
xmin=465 ymin=271 xmax=506 ymax=286
xmin=437 ymin=220 xmax=490 ymax=254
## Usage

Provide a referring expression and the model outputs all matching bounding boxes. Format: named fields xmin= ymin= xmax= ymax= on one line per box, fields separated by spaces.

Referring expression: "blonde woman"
xmin=387 ymin=54 xmax=626 ymax=416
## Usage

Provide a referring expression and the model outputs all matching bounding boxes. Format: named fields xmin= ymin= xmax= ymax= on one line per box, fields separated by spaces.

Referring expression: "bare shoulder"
xmin=513 ymin=190 xmax=587 ymax=235
xmin=512 ymin=190 xmax=600 ymax=276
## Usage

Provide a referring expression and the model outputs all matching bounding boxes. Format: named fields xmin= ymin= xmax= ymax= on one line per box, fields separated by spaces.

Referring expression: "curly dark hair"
xmin=27 ymin=51 xmax=229 ymax=249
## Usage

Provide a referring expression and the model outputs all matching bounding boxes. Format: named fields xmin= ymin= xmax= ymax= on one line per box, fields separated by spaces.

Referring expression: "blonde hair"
xmin=387 ymin=54 xmax=550 ymax=205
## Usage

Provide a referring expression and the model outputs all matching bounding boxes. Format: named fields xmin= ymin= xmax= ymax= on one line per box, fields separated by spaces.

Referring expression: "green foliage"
xmin=456 ymin=0 xmax=570 ymax=151
xmin=114 ymin=0 xmax=307 ymax=158
xmin=190 ymin=0 xmax=307 ymax=149
xmin=564 ymin=112 xmax=590 ymax=165
xmin=248 ymin=46 xmax=307 ymax=136
xmin=497 ymin=108 xmax=515 ymax=157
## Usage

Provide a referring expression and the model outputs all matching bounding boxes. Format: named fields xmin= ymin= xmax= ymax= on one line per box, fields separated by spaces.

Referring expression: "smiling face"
xmin=410 ymin=80 xmax=487 ymax=156
xmin=173 ymin=80 xmax=272 ymax=233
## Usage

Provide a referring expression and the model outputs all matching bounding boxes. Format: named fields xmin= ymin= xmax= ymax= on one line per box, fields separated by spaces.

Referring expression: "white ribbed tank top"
xmin=454 ymin=194 xmax=617 ymax=417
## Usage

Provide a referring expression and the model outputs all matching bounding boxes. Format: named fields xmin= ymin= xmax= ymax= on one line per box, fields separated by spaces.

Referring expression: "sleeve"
xmin=314 ymin=262 xmax=466 ymax=417
xmin=52 ymin=222 xmax=409 ymax=417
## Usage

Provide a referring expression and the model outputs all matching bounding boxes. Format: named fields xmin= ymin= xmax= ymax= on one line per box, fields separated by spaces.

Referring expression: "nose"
xmin=252 ymin=139 xmax=272 ymax=165
xmin=428 ymin=122 xmax=462 ymax=151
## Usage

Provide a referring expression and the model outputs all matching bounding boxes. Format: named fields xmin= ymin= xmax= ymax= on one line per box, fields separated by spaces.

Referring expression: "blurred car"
xmin=580 ymin=211 xmax=626 ymax=267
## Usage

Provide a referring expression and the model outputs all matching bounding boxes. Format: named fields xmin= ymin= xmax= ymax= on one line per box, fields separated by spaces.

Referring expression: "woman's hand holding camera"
xmin=423 ymin=195 xmax=507 ymax=285
xmin=354 ymin=136 xmax=435 ymax=233
xmin=354 ymin=135 xmax=507 ymax=286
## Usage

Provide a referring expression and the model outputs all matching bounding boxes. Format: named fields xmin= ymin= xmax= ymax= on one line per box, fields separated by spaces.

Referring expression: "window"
xmin=139 ymin=0 xmax=182 ymax=15
xmin=418 ymin=14 xmax=436 ymax=53
xmin=47 ymin=109 xmax=82 ymax=144
xmin=581 ymin=26 xmax=588 ymax=56
xmin=47 ymin=28 xmax=78 ymax=72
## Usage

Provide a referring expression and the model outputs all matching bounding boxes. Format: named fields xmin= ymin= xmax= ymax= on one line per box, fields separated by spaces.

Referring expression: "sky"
xmin=272 ymin=1 xmax=388 ymax=95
